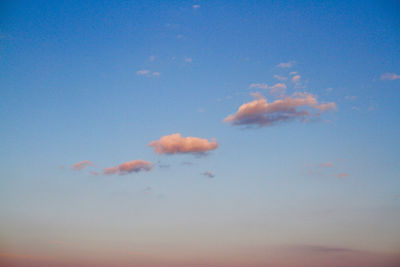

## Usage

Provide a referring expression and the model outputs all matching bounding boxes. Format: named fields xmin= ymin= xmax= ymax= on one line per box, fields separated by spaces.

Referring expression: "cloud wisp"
xmin=202 ymin=171 xmax=215 ymax=178
xmin=103 ymin=160 xmax=152 ymax=175
xmin=249 ymin=83 xmax=287 ymax=96
xmin=136 ymin=70 xmax=160 ymax=77
xmin=224 ymin=92 xmax=336 ymax=127
xmin=380 ymin=73 xmax=400 ymax=81
xmin=277 ymin=61 xmax=295 ymax=68
xmin=71 ymin=160 xmax=94 ymax=171
xmin=148 ymin=133 xmax=218 ymax=155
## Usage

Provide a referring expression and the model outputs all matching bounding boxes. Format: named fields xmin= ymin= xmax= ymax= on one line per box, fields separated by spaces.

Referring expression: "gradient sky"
xmin=1 ymin=1 xmax=400 ymax=266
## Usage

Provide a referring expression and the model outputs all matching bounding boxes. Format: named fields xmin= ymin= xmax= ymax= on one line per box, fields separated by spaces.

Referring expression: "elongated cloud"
xmin=103 ymin=160 xmax=152 ymax=175
xmin=274 ymin=75 xmax=288 ymax=81
xmin=381 ymin=73 xmax=400 ymax=80
xmin=338 ymin=173 xmax=349 ymax=179
xmin=148 ymin=133 xmax=218 ymax=155
xmin=249 ymin=83 xmax=287 ymax=95
xmin=277 ymin=61 xmax=295 ymax=68
xmin=224 ymin=92 xmax=336 ymax=127
xmin=71 ymin=160 xmax=93 ymax=171
xmin=320 ymin=162 xmax=333 ymax=167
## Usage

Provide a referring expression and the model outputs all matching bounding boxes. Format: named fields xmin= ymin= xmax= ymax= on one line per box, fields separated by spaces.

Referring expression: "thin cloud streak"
xmin=103 ymin=160 xmax=152 ymax=175
xmin=71 ymin=160 xmax=93 ymax=171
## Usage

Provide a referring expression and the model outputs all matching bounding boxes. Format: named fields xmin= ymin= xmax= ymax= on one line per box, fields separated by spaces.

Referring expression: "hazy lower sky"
xmin=1 ymin=1 xmax=399 ymax=266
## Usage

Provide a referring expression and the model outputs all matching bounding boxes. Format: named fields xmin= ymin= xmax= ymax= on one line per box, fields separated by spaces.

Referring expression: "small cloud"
xmin=249 ymin=83 xmax=269 ymax=90
xmin=223 ymin=92 xmax=336 ymax=127
xmin=184 ymin=57 xmax=192 ymax=63
xmin=380 ymin=73 xmax=400 ymax=81
xmin=197 ymin=108 xmax=205 ymax=113
xmin=136 ymin=70 xmax=150 ymax=75
xmin=90 ymin=171 xmax=99 ymax=176
xmin=320 ymin=162 xmax=333 ymax=168
xmin=71 ymin=160 xmax=93 ymax=171
xmin=274 ymin=75 xmax=288 ymax=81
xmin=136 ymin=70 xmax=160 ymax=77
xmin=292 ymin=75 xmax=301 ymax=83
xmin=149 ymin=55 xmax=156 ymax=62
xmin=148 ymin=133 xmax=218 ymax=155
xmin=103 ymin=160 xmax=152 ymax=175
xmin=277 ymin=61 xmax=295 ymax=68
xmin=326 ymin=87 xmax=333 ymax=92
xmin=289 ymin=71 xmax=297 ymax=75
xmin=144 ymin=186 xmax=152 ymax=193
xmin=338 ymin=173 xmax=349 ymax=179
xmin=202 ymin=171 xmax=215 ymax=178
xmin=192 ymin=4 xmax=200 ymax=9
xmin=177 ymin=34 xmax=183 ymax=39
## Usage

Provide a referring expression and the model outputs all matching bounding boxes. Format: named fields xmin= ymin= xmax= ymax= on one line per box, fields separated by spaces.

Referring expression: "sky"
xmin=0 ymin=0 xmax=400 ymax=266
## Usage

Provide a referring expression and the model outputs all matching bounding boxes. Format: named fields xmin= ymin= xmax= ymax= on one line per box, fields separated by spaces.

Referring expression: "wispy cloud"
xmin=274 ymin=75 xmax=288 ymax=81
xmin=136 ymin=70 xmax=160 ymax=77
xmin=184 ymin=57 xmax=192 ymax=63
xmin=292 ymin=75 xmax=301 ymax=83
xmin=71 ymin=160 xmax=93 ymax=171
xmin=249 ymin=83 xmax=287 ymax=96
xmin=338 ymin=173 xmax=349 ymax=179
xmin=380 ymin=73 xmax=400 ymax=81
xmin=224 ymin=92 xmax=336 ymax=127
xmin=320 ymin=162 xmax=333 ymax=167
xmin=148 ymin=133 xmax=218 ymax=155
xmin=202 ymin=171 xmax=215 ymax=178
xmin=103 ymin=160 xmax=152 ymax=175
xmin=192 ymin=4 xmax=200 ymax=9
xmin=277 ymin=61 xmax=295 ymax=68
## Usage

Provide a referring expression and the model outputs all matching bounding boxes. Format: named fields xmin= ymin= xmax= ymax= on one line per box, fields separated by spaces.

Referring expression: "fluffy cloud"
xmin=103 ymin=160 xmax=152 ymax=175
xmin=277 ymin=61 xmax=295 ymax=68
xmin=223 ymin=92 xmax=336 ymax=127
xmin=148 ymin=133 xmax=218 ymax=155
xmin=202 ymin=171 xmax=215 ymax=178
xmin=381 ymin=73 xmax=400 ymax=80
xmin=71 ymin=160 xmax=93 ymax=171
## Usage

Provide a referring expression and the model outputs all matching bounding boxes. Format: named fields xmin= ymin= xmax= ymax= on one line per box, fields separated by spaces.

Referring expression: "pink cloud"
xmin=249 ymin=83 xmax=287 ymax=96
xmin=292 ymin=75 xmax=301 ymax=83
xmin=202 ymin=171 xmax=215 ymax=178
xmin=277 ymin=61 xmax=295 ymax=68
xmin=320 ymin=162 xmax=333 ymax=167
xmin=103 ymin=160 xmax=152 ymax=175
xmin=380 ymin=73 xmax=400 ymax=80
xmin=148 ymin=133 xmax=218 ymax=155
xmin=71 ymin=160 xmax=93 ymax=171
xmin=223 ymin=92 xmax=336 ymax=127
xmin=338 ymin=173 xmax=349 ymax=179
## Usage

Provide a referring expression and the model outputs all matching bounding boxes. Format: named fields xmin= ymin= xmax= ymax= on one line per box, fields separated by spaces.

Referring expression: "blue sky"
xmin=0 ymin=1 xmax=399 ymax=266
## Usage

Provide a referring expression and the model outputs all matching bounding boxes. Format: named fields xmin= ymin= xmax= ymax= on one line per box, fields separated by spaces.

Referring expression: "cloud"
xmin=149 ymin=55 xmax=156 ymax=62
xmin=71 ymin=160 xmax=93 ymax=171
xmin=320 ymin=162 xmax=333 ymax=167
xmin=192 ymin=4 xmax=200 ymax=9
xmin=292 ymin=75 xmax=301 ymax=83
xmin=249 ymin=83 xmax=269 ymax=90
xmin=184 ymin=57 xmax=192 ymax=63
xmin=136 ymin=70 xmax=160 ymax=77
xmin=223 ymin=92 xmax=336 ymax=127
xmin=274 ymin=75 xmax=288 ymax=81
xmin=277 ymin=61 xmax=295 ymax=68
xmin=249 ymin=83 xmax=287 ymax=96
xmin=338 ymin=173 xmax=349 ymax=179
xmin=380 ymin=73 xmax=400 ymax=81
xmin=103 ymin=160 xmax=152 ymax=175
xmin=202 ymin=171 xmax=215 ymax=178
xmin=148 ymin=133 xmax=218 ymax=155
xmin=136 ymin=70 xmax=150 ymax=75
